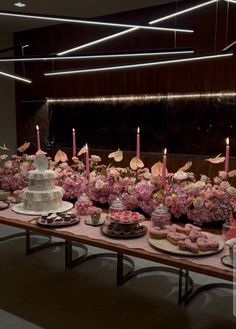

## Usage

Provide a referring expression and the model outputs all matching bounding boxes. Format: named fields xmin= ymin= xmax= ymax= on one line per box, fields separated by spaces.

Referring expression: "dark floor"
xmin=0 ymin=224 xmax=235 ymax=329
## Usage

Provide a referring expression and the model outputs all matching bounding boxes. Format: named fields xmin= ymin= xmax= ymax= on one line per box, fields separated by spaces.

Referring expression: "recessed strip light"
xmin=149 ymin=0 xmax=218 ymax=25
xmin=0 ymin=10 xmax=193 ymax=33
xmin=0 ymin=49 xmax=195 ymax=62
xmin=44 ymin=53 xmax=233 ymax=76
xmin=46 ymin=92 xmax=236 ymax=103
xmin=0 ymin=70 xmax=31 ymax=83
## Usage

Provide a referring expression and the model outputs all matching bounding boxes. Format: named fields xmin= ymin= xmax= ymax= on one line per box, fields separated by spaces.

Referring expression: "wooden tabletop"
xmin=0 ymin=214 xmax=234 ymax=282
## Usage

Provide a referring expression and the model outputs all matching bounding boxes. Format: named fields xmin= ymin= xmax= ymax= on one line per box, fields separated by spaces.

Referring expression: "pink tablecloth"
xmin=0 ymin=205 xmax=38 ymax=222
xmin=56 ymin=213 xmax=232 ymax=273
xmin=0 ymin=207 xmax=232 ymax=273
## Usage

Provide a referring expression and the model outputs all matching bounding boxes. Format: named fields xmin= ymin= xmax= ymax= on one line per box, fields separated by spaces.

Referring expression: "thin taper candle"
xmin=72 ymin=128 xmax=76 ymax=157
xmin=85 ymin=143 xmax=90 ymax=177
xmin=136 ymin=127 xmax=140 ymax=158
xmin=161 ymin=148 xmax=167 ymax=186
xmin=36 ymin=125 xmax=41 ymax=151
xmin=224 ymin=137 xmax=230 ymax=173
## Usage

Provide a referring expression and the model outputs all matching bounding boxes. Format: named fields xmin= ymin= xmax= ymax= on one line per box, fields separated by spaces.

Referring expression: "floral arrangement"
xmin=1 ymin=143 xmax=236 ymax=226
xmin=0 ymin=153 xmax=35 ymax=191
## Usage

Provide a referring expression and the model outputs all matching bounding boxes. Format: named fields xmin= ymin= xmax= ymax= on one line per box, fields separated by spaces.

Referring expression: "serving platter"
xmin=37 ymin=215 xmax=80 ymax=228
xmin=149 ymin=232 xmax=224 ymax=256
xmin=12 ymin=201 xmax=73 ymax=215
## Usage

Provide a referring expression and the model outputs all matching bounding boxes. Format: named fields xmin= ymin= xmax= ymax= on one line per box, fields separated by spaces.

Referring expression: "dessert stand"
xmin=102 ymin=211 xmax=147 ymax=239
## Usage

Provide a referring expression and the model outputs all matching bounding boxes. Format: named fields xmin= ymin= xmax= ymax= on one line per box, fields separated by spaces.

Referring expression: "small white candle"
xmin=224 ymin=137 xmax=230 ymax=173
xmin=36 ymin=125 xmax=41 ymax=151
xmin=161 ymin=148 xmax=167 ymax=187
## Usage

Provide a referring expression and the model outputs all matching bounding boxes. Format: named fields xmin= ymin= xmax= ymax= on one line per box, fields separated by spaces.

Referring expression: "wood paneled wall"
xmin=14 ymin=0 xmax=236 ymax=100
xmin=13 ymin=0 xmax=236 ymax=172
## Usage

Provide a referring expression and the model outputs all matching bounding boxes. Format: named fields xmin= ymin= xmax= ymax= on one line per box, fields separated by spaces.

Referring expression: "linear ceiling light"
xmin=0 ymin=70 xmax=31 ymax=83
xmin=57 ymin=27 xmax=138 ymax=56
xmin=0 ymin=10 xmax=193 ymax=33
xmin=149 ymin=0 xmax=218 ymax=25
xmin=0 ymin=43 xmax=29 ymax=54
xmin=222 ymin=40 xmax=236 ymax=51
xmin=57 ymin=28 xmax=194 ymax=56
xmin=44 ymin=52 xmax=233 ymax=76
xmin=0 ymin=49 xmax=195 ymax=62
xmin=224 ymin=0 xmax=236 ymax=4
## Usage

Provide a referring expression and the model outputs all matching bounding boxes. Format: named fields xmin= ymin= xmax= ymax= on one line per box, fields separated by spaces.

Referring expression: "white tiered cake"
xmin=21 ymin=154 xmax=63 ymax=212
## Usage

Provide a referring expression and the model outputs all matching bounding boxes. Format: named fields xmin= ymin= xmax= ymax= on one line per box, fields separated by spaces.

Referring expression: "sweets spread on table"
xmin=149 ymin=223 xmax=220 ymax=254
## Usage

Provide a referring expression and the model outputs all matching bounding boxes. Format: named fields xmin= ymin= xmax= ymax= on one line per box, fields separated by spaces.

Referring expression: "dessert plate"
xmin=221 ymin=254 xmax=236 ymax=268
xmin=0 ymin=201 xmax=9 ymax=210
xmin=85 ymin=217 xmax=105 ymax=226
xmin=149 ymin=232 xmax=224 ymax=256
xmin=37 ymin=215 xmax=80 ymax=228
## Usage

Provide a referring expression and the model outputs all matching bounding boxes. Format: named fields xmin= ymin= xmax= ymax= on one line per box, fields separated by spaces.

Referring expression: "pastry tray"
xmin=37 ymin=213 xmax=80 ymax=228
xmin=101 ymin=223 xmax=147 ymax=239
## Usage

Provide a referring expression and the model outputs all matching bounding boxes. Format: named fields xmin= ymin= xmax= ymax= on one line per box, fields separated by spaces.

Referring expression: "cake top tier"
xmin=34 ymin=154 xmax=48 ymax=172
xmin=28 ymin=170 xmax=56 ymax=180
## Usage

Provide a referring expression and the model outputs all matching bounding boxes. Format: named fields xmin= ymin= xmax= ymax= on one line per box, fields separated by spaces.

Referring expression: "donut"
xmin=167 ymin=232 xmax=188 ymax=245
xmin=197 ymin=238 xmax=219 ymax=251
xmin=185 ymin=223 xmax=202 ymax=232
xmin=178 ymin=239 xmax=199 ymax=254
xmin=163 ymin=225 xmax=177 ymax=232
xmin=149 ymin=227 xmax=168 ymax=239
xmin=188 ymin=230 xmax=208 ymax=242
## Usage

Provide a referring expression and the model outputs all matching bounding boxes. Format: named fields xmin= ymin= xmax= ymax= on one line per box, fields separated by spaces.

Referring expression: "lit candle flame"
xmin=137 ymin=127 xmax=140 ymax=134
xmin=72 ymin=128 xmax=75 ymax=132
xmin=226 ymin=137 xmax=229 ymax=145
xmin=36 ymin=125 xmax=39 ymax=131
xmin=85 ymin=143 xmax=88 ymax=150
xmin=164 ymin=148 xmax=167 ymax=155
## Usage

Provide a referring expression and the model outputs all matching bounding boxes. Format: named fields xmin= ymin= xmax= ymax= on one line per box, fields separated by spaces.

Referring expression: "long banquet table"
xmin=0 ymin=206 xmax=234 ymax=304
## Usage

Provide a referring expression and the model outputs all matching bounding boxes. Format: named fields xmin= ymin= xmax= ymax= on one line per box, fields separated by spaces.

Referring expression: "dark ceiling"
xmin=0 ymin=0 xmax=183 ymax=34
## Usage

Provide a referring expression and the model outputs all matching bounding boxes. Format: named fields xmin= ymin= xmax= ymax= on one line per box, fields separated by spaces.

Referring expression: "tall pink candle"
xmin=136 ymin=127 xmax=140 ymax=159
xmin=72 ymin=128 xmax=76 ymax=157
xmin=224 ymin=137 xmax=230 ymax=173
xmin=36 ymin=125 xmax=41 ymax=151
xmin=161 ymin=148 xmax=167 ymax=187
xmin=85 ymin=143 xmax=90 ymax=177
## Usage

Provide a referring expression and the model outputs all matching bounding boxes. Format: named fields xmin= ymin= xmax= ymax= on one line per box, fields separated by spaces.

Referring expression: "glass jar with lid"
xmin=75 ymin=193 xmax=92 ymax=215
xmin=151 ymin=204 xmax=171 ymax=228
xmin=109 ymin=197 xmax=125 ymax=219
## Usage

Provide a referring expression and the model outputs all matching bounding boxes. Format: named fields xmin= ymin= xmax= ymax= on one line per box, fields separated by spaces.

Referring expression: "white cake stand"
xmin=12 ymin=201 xmax=74 ymax=216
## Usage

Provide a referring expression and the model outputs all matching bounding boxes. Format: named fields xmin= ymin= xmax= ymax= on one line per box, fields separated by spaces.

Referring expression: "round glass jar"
xmin=75 ymin=193 xmax=92 ymax=215
xmin=109 ymin=198 xmax=125 ymax=219
xmin=151 ymin=204 xmax=171 ymax=229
